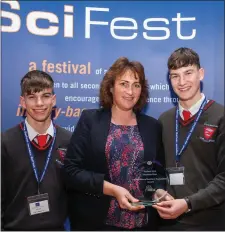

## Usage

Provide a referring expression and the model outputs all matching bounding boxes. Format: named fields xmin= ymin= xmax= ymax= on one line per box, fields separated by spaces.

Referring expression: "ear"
xmin=199 ymin=68 xmax=204 ymax=81
xmin=110 ymin=87 xmax=113 ymax=93
xmin=20 ymin=96 xmax=26 ymax=109
xmin=52 ymin=94 xmax=56 ymax=107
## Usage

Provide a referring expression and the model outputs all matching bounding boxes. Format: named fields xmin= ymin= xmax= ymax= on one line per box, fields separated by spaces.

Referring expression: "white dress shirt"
xmin=25 ymin=119 xmax=54 ymax=142
xmin=179 ymin=93 xmax=206 ymax=120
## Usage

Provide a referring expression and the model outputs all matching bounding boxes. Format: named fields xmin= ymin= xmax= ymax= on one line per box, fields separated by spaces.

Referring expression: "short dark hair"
xmin=20 ymin=70 xmax=54 ymax=96
xmin=167 ymin=47 xmax=201 ymax=70
xmin=99 ymin=57 xmax=149 ymax=112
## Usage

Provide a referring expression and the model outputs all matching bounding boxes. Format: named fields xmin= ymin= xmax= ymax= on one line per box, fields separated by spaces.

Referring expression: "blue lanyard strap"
xmin=23 ymin=123 xmax=56 ymax=185
xmin=175 ymin=98 xmax=207 ymax=163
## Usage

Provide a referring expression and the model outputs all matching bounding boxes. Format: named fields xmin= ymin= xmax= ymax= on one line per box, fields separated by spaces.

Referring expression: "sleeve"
xmin=154 ymin=121 xmax=167 ymax=190
xmin=1 ymin=134 xmax=7 ymax=230
xmin=156 ymin=121 xmax=166 ymax=168
xmin=188 ymin=116 xmax=225 ymax=211
xmin=63 ymin=110 xmax=105 ymax=195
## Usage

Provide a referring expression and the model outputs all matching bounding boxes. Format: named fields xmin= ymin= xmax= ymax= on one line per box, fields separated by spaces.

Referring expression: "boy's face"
xmin=20 ymin=88 xmax=56 ymax=122
xmin=169 ymin=65 xmax=204 ymax=102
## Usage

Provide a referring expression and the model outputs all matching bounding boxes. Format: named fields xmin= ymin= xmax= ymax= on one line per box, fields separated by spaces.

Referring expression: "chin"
xmin=179 ymin=97 xmax=190 ymax=101
xmin=181 ymin=94 xmax=195 ymax=101
xmin=177 ymin=92 xmax=192 ymax=101
xmin=36 ymin=118 xmax=49 ymax=122
xmin=122 ymin=104 xmax=136 ymax=111
xmin=33 ymin=115 xmax=51 ymax=122
xmin=120 ymin=107 xmax=133 ymax=111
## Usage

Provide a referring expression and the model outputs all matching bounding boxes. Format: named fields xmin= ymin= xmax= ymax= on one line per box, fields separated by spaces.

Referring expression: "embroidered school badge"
xmin=204 ymin=126 xmax=216 ymax=140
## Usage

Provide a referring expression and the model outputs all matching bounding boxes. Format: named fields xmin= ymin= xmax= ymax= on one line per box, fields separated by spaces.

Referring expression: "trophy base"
xmin=131 ymin=198 xmax=157 ymax=207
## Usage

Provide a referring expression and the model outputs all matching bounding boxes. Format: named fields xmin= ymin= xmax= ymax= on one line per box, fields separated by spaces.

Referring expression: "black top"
xmin=64 ymin=108 xmax=165 ymax=230
xmin=1 ymin=123 xmax=72 ymax=230
xmin=159 ymin=100 xmax=225 ymax=229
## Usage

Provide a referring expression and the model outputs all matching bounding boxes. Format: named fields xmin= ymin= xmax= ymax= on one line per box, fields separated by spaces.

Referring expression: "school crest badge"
xmin=203 ymin=126 xmax=216 ymax=140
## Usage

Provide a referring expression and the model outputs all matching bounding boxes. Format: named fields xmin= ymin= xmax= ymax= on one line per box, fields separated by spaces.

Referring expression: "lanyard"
xmin=23 ymin=122 xmax=56 ymax=193
xmin=175 ymin=98 xmax=207 ymax=164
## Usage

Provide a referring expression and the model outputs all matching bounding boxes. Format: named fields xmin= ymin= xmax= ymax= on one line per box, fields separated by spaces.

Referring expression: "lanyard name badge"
xmin=167 ymin=98 xmax=207 ymax=186
xmin=23 ymin=122 xmax=56 ymax=216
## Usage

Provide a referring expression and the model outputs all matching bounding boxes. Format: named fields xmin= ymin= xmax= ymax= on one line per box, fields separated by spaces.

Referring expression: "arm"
xmin=1 ymin=135 xmax=7 ymax=230
xmin=64 ymin=110 xmax=105 ymax=195
xmin=153 ymin=122 xmax=174 ymax=201
xmin=64 ymin=110 xmax=145 ymax=211
xmin=188 ymin=116 xmax=225 ymax=211
xmin=153 ymin=117 xmax=225 ymax=219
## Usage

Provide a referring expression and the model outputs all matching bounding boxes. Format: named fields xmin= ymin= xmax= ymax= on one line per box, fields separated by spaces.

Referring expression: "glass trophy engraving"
xmin=131 ymin=160 xmax=169 ymax=207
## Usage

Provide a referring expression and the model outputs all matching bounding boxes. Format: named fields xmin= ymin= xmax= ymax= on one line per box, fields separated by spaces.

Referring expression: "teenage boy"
xmin=154 ymin=48 xmax=225 ymax=230
xmin=1 ymin=70 xmax=71 ymax=230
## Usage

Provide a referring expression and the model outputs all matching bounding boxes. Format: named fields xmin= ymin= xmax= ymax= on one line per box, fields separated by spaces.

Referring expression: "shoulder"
xmin=209 ymin=101 xmax=224 ymax=115
xmin=2 ymin=124 xmax=22 ymax=144
xmin=55 ymin=126 xmax=72 ymax=139
xmin=79 ymin=108 xmax=110 ymax=123
xmin=81 ymin=108 xmax=109 ymax=116
xmin=158 ymin=107 xmax=176 ymax=122
xmin=205 ymin=101 xmax=224 ymax=130
xmin=209 ymin=101 xmax=225 ymax=130
xmin=137 ymin=113 xmax=161 ymax=131
xmin=138 ymin=113 xmax=158 ymax=124
xmin=80 ymin=108 xmax=101 ymax=118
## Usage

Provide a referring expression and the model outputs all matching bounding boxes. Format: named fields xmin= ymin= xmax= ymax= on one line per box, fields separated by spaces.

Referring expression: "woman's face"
xmin=111 ymin=69 xmax=142 ymax=111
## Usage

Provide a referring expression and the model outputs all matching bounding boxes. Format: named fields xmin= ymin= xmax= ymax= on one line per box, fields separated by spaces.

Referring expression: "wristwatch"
xmin=184 ymin=197 xmax=192 ymax=212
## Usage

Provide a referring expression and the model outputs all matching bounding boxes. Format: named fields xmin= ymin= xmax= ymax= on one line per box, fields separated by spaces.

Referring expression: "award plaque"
xmin=131 ymin=160 xmax=169 ymax=207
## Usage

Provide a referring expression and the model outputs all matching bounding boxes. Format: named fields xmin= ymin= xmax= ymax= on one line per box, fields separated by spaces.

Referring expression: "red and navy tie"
xmin=182 ymin=110 xmax=191 ymax=121
xmin=37 ymin=134 xmax=48 ymax=147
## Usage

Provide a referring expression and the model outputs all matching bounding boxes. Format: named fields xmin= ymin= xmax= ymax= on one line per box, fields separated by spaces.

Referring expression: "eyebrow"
xmin=169 ymin=73 xmax=177 ymax=77
xmin=170 ymin=69 xmax=194 ymax=75
xmin=26 ymin=92 xmax=52 ymax=96
xmin=120 ymin=80 xmax=140 ymax=83
xmin=184 ymin=69 xmax=194 ymax=72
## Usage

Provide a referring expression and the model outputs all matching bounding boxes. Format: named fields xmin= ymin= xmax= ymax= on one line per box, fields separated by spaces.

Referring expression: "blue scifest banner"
xmin=1 ymin=1 xmax=224 ymax=132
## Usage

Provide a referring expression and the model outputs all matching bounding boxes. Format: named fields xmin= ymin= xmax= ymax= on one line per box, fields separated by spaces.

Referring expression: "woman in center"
xmin=64 ymin=57 xmax=165 ymax=231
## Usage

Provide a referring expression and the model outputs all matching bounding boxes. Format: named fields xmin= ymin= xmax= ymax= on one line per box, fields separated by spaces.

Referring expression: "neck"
xmin=179 ymin=92 xmax=202 ymax=109
xmin=26 ymin=116 xmax=51 ymax=134
xmin=111 ymin=105 xmax=136 ymax=125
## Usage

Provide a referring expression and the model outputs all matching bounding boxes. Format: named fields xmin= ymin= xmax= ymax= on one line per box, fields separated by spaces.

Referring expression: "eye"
xmin=135 ymin=83 xmax=141 ymax=88
xmin=44 ymin=95 xmax=51 ymax=98
xmin=120 ymin=82 xmax=127 ymax=87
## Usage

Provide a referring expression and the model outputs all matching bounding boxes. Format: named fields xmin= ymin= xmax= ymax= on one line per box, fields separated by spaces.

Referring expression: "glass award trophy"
xmin=131 ymin=160 xmax=169 ymax=207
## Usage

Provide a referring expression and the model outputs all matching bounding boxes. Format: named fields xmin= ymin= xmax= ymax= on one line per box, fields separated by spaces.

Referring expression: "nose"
xmin=178 ymin=76 xmax=186 ymax=86
xmin=36 ymin=97 xmax=44 ymax=106
xmin=126 ymin=85 xmax=134 ymax=95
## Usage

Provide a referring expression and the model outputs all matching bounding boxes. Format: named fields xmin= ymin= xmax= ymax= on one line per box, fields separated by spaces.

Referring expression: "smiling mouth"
xmin=123 ymin=97 xmax=134 ymax=101
xmin=179 ymin=87 xmax=191 ymax=92
xmin=33 ymin=109 xmax=46 ymax=113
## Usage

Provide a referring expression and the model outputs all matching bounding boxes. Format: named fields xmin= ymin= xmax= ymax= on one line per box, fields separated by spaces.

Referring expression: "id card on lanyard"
xmin=167 ymin=98 xmax=207 ymax=186
xmin=23 ymin=123 xmax=56 ymax=215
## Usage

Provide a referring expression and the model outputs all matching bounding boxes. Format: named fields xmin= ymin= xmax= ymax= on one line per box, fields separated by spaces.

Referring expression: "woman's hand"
xmin=113 ymin=185 xmax=145 ymax=211
xmin=103 ymin=181 xmax=145 ymax=211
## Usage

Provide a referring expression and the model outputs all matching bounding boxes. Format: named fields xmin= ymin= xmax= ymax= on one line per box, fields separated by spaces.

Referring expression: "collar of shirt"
xmin=24 ymin=119 xmax=54 ymax=141
xmin=178 ymin=93 xmax=206 ymax=120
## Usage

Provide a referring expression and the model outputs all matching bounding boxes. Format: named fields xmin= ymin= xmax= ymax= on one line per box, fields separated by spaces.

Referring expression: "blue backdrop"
xmin=1 ymin=1 xmax=224 ymax=132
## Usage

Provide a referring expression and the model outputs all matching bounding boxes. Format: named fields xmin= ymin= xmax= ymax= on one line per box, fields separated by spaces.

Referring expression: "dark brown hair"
xmin=20 ymin=70 xmax=54 ymax=96
xmin=100 ymin=57 xmax=149 ymax=112
xmin=167 ymin=47 xmax=201 ymax=70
